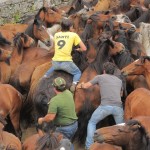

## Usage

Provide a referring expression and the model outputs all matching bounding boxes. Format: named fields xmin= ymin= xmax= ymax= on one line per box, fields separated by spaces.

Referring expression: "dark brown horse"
xmin=125 ymin=6 xmax=145 ymax=22
xmin=133 ymin=9 xmax=150 ymax=28
xmin=0 ymin=84 xmax=23 ymax=139
xmin=94 ymin=119 xmax=150 ymax=150
xmin=0 ymin=115 xmax=22 ymax=150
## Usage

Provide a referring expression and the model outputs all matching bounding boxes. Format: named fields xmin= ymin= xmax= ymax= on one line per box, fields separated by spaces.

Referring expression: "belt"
xmin=56 ymin=120 xmax=77 ymax=127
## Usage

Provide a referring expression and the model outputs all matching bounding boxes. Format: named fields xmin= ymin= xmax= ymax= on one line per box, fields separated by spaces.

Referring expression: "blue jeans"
xmin=85 ymin=105 xmax=124 ymax=149
xmin=56 ymin=121 xmax=78 ymax=150
xmin=45 ymin=61 xmax=81 ymax=83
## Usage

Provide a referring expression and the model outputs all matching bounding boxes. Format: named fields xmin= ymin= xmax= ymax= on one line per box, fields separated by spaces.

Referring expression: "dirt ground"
xmin=22 ymin=126 xmax=85 ymax=150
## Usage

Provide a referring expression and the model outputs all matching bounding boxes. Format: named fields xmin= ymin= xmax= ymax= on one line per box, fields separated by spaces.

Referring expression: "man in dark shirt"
xmin=77 ymin=62 xmax=124 ymax=150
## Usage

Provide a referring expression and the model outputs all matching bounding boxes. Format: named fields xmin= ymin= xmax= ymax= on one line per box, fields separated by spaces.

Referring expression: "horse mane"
xmin=25 ymin=18 xmax=42 ymax=41
xmin=72 ymin=49 xmax=88 ymax=72
xmin=35 ymin=7 xmax=47 ymax=20
xmin=120 ymin=0 xmax=130 ymax=12
xmin=0 ymin=33 xmax=11 ymax=46
xmin=125 ymin=6 xmax=143 ymax=22
xmin=126 ymin=119 xmax=149 ymax=141
xmin=133 ymin=9 xmax=150 ymax=28
xmin=25 ymin=23 xmax=34 ymax=39
xmin=36 ymin=121 xmax=60 ymax=150
xmin=141 ymin=56 xmax=150 ymax=63
xmin=0 ymin=115 xmax=7 ymax=126
xmin=13 ymin=33 xmax=26 ymax=55
xmin=112 ymin=29 xmax=129 ymax=50
xmin=89 ymin=12 xmax=101 ymax=22
xmin=36 ymin=133 xmax=60 ymax=150
xmin=80 ymin=22 xmax=94 ymax=42
xmin=92 ymin=39 xmax=114 ymax=74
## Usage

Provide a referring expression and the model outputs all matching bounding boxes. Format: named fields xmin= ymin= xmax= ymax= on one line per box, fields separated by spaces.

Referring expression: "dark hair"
xmin=54 ymin=85 xmax=66 ymax=92
xmin=61 ymin=18 xmax=73 ymax=31
xmin=103 ymin=62 xmax=116 ymax=75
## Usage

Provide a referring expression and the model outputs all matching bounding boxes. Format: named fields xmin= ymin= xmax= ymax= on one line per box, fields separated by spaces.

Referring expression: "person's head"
xmin=61 ymin=18 xmax=73 ymax=31
xmin=52 ymin=77 xmax=66 ymax=92
xmin=103 ymin=62 xmax=116 ymax=75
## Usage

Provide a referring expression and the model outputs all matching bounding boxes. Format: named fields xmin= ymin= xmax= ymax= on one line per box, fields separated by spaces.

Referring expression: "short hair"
xmin=103 ymin=62 xmax=116 ymax=75
xmin=61 ymin=18 xmax=73 ymax=31
xmin=52 ymin=77 xmax=66 ymax=92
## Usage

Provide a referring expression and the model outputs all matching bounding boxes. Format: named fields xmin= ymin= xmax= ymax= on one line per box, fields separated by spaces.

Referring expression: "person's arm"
xmin=38 ymin=113 xmax=56 ymax=125
xmin=78 ymin=40 xmax=87 ymax=51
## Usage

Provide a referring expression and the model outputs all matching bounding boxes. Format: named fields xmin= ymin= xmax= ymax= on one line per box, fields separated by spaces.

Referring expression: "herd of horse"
xmin=1 ymin=0 xmax=150 ymax=149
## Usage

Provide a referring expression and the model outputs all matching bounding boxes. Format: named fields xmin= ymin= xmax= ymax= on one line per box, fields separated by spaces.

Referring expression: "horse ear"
xmin=131 ymin=124 xmax=141 ymax=131
xmin=42 ymin=7 xmax=47 ymax=12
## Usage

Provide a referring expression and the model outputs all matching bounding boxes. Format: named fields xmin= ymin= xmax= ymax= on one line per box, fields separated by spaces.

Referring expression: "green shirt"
xmin=48 ymin=90 xmax=78 ymax=125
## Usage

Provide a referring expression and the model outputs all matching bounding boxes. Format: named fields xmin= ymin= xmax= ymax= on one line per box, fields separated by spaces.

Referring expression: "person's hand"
xmin=38 ymin=117 xmax=43 ymax=125
xmin=76 ymin=82 xmax=84 ymax=89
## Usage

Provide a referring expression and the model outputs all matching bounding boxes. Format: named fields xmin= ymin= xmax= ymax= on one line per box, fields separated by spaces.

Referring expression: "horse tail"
xmin=73 ymin=99 xmax=95 ymax=145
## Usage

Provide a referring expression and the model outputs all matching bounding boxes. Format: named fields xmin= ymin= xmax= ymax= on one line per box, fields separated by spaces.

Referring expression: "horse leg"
xmin=9 ymin=110 xmax=22 ymax=140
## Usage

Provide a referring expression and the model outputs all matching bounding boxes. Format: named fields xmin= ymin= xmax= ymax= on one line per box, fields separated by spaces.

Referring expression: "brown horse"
xmin=22 ymin=121 xmax=71 ymax=150
xmin=0 ymin=116 xmax=22 ymax=150
xmin=0 ymin=29 xmax=15 ymax=43
xmin=94 ymin=119 xmax=150 ymax=150
xmin=81 ymin=12 xmax=136 ymax=41
xmin=0 ymin=84 xmax=23 ymax=139
xmin=23 ymin=7 xmax=63 ymax=27
xmin=90 ymin=142 xmax=122 ymax=150
xmin=0 ymin=24 xmax=28 ymax=36
xmin=124 ymin=88 xmax=150 ymax=120
xmin=25 ymin=18 xmax=51 ymax=47
xmin=121 ymin=56 xmax=150 ymax=89
xmin=0 ymin=32 xmax=34 ymax=83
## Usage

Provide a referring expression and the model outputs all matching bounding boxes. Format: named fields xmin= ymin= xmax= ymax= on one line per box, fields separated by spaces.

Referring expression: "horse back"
xmin=0 ymin=84 xmax=22 ymax=116
xmin=124 ymin=88 xmax=150 ymax=120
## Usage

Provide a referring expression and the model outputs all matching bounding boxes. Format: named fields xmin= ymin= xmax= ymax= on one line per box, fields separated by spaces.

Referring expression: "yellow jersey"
xmin=52 ymin=31 xmax=81 ymax=61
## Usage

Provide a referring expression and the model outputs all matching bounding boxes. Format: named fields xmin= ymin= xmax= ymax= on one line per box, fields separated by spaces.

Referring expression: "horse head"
xmin=33 ymin=18 xmax=51 ymax=47
xmin=94 ymin=119 xmax=149 ymax=150
xmin=121 ymin=56 xmax=150 ymax=76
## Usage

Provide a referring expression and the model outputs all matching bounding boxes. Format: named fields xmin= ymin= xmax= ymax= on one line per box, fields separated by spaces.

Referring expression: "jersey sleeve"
xmin=47 ymin=98 xmax=57 ymax=114
xmin=74 ymin=33 xmax=81 ymax=46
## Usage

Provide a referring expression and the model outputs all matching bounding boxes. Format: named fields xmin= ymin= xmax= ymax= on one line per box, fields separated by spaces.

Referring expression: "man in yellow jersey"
xmin=44 ymin=18 xmax=87 ymax=93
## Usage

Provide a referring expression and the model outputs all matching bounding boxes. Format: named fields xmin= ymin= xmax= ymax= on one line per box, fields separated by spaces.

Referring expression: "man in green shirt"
xmin=38 ymin=77 xmax=78 ymax=140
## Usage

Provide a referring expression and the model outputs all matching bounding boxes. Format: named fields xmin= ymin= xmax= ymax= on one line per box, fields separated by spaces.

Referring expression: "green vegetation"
xmin=13 ymin=11 xmax=21 ymax=23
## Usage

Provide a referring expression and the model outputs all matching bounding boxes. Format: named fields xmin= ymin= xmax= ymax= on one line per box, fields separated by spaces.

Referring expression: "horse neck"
xmin=126 ymin=138 xmax=147 ymax=150
xmin=144 ymin=71 xmax=150 ymax=89
xmin=25 ymin=24 xmax=38 ymax=45
xmin=92 ymin=42 xmax=110 ymax=74
xmin=10 ymin=47 xmax=23 ymax=74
